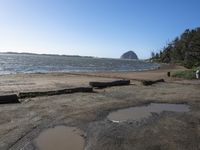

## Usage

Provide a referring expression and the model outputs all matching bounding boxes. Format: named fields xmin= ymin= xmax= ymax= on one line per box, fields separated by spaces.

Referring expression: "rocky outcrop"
xmin=120 ymin=51 xmax=138 ymax=59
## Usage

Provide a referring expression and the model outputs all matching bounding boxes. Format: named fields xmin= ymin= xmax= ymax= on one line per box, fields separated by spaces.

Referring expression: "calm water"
xmin=0 ymin=53 xmax=159 ymax=74
xmin=35 ymin=126 xmax=84 ymax=150
xmin=108 ymin=103 xmax=190 ymax=122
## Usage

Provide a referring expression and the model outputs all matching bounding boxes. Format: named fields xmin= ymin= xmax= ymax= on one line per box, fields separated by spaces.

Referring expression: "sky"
xmin=0 ymin=0 xmax=200 ymax=59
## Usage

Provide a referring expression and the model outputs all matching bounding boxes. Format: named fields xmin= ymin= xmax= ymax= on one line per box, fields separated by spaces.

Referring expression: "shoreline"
xmin=0 ymin=65 xmax=160 ymax=76
xmin=0 ymin=64 xmax=196 ymax=96
xmin=0 ymin=63 xmax=183 ymax=78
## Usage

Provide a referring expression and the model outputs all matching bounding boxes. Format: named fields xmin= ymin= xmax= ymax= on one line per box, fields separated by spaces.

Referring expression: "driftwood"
xmin=89 ymin=80 xmax=130 ymax=88
xmin=18 ymin=87 xmax=93 ymax=99
xmin=142 ymin=79 xmax=165 ymax=86
xmin=0 ymin=94 xmax=20 ymax=104
xmin=167 ymin=72 xmax=171 ymax=77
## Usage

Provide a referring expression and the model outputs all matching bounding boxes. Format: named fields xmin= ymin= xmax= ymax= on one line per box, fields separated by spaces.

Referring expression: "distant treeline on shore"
xmin=151 ymin=27 xmax=200 ymax=68
xmin=0 ymin=52 xmax=94 ymax=59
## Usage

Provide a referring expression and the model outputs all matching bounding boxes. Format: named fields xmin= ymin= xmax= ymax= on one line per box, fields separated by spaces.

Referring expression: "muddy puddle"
xmin=35 ymin=126 xmax=84 ymax=150
xmin=108 ymin=103 xmax=190 ymax=122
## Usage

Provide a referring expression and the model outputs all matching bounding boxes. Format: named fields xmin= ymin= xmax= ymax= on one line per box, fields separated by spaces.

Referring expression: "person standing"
xmin=196 ymin=70 xmax=200 ymax=79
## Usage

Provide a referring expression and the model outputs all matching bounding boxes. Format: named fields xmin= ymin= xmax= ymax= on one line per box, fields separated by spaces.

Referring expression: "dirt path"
xmin=0 ymin=65 xmax=200 ymax=150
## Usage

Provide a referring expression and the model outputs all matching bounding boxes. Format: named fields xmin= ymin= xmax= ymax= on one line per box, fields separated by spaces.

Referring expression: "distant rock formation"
xmin=120 ymin=51 xmax=138 ymax=59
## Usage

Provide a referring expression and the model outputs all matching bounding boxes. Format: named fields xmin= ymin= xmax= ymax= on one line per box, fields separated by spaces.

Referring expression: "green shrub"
xmin=193 ymin=66 xmax=200 ymax=72
xmin=172 ymin=70 xmax=196 ymax=79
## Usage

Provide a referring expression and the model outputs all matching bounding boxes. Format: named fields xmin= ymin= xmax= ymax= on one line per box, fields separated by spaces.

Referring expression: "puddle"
xmin=108 ymin=103 xmax=190 ymax=122
xmin=35 ymin=126 xmax=84 ymax=150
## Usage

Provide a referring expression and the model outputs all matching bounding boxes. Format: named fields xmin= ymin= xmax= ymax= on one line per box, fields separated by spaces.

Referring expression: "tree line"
xmin=151 ymin=27 xmax=200 ymax=68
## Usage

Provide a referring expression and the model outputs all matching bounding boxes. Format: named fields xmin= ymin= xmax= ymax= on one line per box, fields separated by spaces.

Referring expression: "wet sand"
xmin=0 ymin=64 xmax=200 ymax=150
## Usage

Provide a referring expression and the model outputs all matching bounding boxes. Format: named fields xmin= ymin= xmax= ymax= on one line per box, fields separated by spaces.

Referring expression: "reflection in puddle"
xmin=108 ymin=103 xmax=190 ymax=122
xmin=35 ymin=126 xmax=84 ymax=150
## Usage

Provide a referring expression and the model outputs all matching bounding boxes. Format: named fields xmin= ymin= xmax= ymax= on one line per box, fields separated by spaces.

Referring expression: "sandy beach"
xmin=0 ymin=64 xmax=200 ymax=150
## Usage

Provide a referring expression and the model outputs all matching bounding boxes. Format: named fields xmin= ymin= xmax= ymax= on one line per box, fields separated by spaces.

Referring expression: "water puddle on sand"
xmin=108 ymin=103 xmax=190 ymax=123
xmin=35 ymin=126 xmax=84 ymax=150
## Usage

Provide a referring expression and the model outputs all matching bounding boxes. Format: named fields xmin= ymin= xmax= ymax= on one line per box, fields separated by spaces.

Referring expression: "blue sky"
xmin=0 ymin=0 xmax=200 ymax=59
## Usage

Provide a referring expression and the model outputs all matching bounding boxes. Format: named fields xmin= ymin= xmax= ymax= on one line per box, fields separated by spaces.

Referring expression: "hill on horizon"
xmin=120 ymin=51 xmax=138 ymax=60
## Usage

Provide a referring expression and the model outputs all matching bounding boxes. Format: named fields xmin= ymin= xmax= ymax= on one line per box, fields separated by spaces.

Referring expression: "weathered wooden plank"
xmin=142 ymin=79 xmax=165 ymax=86
xmin=18 ymin=87 xmax=93 ymax=99
xmin=0 ymin=94 xmax=20 ymax=104
xmin=89 ymin=80 xmax=130 ymax=88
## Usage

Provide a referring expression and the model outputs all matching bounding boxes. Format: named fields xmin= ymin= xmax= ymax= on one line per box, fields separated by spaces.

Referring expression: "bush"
xmin=193 ymin=66 xmax=200 ymax=72
xmin=172 ymin=70 xmax=196 ymax=79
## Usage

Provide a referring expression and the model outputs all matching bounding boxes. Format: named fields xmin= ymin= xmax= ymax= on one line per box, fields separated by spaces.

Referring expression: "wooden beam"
xmin=18 ymin=87 xmax=93 ymax=99
xmin=142 ymin=79 xmax=165 ymax=86
xmin=0 ymin=94 xmax=20 ymax=104
xmin=89 ymin=80 xmax=130 ymax=88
